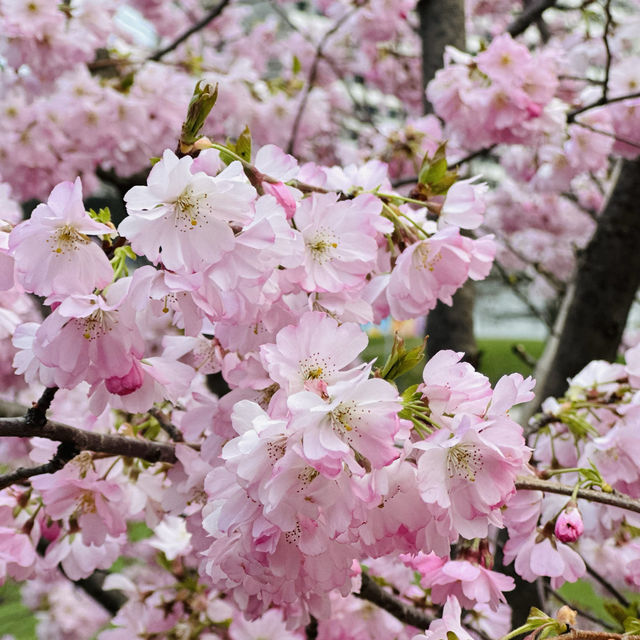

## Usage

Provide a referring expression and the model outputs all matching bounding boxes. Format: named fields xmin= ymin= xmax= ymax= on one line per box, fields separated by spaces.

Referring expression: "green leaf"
xmin=110 ymin=245 xmax=137 ymax=279
xmin=292 ymin=54 xmax=302 ymax=75
xmin=87 ymin=206 xmax=111 ymax=225
xmin=559 ymin=410 xmax=599 ymax=439
xmin=606 ymin=601 xmax=633 ymax=625
xmin=127 ymin=520 xmax=153 ymax=542
xmin=379 ymin=334 xmax=426 ymax=381
xmin=219 ymin=137 xmax=237 ymax=165
xmin=235 ymin=125 xmax=252 ymax=162
xmin=624 ymin=616 xmax=640 ymax=634
xmin=180 ymin=80 xmax=218 ymax=148
xmin=417 ymin=142 xmax=459 ymax=195
xmin=419 ymin=156 xmax=447 ymax=187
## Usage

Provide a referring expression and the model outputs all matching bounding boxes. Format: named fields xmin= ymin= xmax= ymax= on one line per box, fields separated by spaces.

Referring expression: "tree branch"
xmin=305 ymin=615 xmax=318 ymax=640
xmin=72 ymin=570 xmax=127 ymax=615
xmin=148 ymin=408 xmax=184 ymax=442
xmin=507 ymin=0 xmax=557 ymax=38
xmin=0 ymin=417 xmax=177 ymax=465
xmin=567 ymin=90 xmax=640 ymax=123
xmin=356 ymin=572 xmax=432 ymax=630
xmin=515 ymin=476 xmax=640 ymax=515
xmin=148 ymin=0 xmax=231 ymax=62
xmin=0 ymin=442 xmax=78 ymax=491
xmin=584 ymin=559 xmax=630 ymax=608
xmin=25 ymin=387 xmax=58 ymax=428
xmin=601 ymin=0 xmax=613 ymax=103
xmin=545 ymin=585 xmax=619 ymax=631
xmin=545 ymin=632 xmax=640 ymax=640
xmin=286 ymin=6 xmax=360 ymax=154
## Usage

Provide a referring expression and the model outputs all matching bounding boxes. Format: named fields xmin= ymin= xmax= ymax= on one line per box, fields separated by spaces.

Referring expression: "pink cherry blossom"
xmin=9 ymin=178 xmax=113 ymax=297
xmin=289 ymin=192 xmax=386 ymax=293
xmin=260 ymin=311 xmax=368 ymax=395
xmin=119 ymin=149 xmax=256 ymax=272
xmin=387 ymin=228 xmax=495 ymax=321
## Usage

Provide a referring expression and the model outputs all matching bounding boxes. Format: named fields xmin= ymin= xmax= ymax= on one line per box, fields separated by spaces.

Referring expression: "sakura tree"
xmin=2 ymin=1 xmax=640 ymax=639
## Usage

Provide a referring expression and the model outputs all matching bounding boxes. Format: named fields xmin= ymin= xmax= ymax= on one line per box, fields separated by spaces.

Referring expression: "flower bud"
xmin=555 ymin=505 xmax=584 ymax=543
xmin=105 ymin=360 xmax=144 ymax=396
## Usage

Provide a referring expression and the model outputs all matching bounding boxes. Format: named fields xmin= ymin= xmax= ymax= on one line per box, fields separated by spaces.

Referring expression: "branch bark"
xmin=417 ymin=0 xmax=480 ymax=365
xmin=507 ymin=0 xmax=557 ymax=38
xmin=0 ymin=442 xmax=78 ymax=491
xmin=0 ymin=417 xmax=177 ymax=465
xmin=356 ymin=572 xmax=432 ymax=630
xmin=545 ymin=632 xmax=640 ymax=640
xmin=515 ymin=476 xmax=640 ymax=515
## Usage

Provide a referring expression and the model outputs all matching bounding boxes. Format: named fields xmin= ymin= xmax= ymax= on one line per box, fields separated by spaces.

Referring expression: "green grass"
xmin=0 ymin=581 xmax=37 ymax=639
xmin=477 ymin=338 xmax=545 ymax=384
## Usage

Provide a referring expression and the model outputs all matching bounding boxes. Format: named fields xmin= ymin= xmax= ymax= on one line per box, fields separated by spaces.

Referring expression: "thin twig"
xmin=269 ymin=1 xmax=382 ymax=132
xmin=571 ymin=119 xmax=640 ymax=150
xmin=545 ymin=584 xmax=618 ymax=631
xmin=149 ymin=0 xmax=231 ymax=62
xmin=567 ymin=90 xmax=640 ymax=122
xmin=544 ymin=632 xmax=640 ymax=639
xmin=286 ymin=5 xmax=361 ymax=154
xmin=512 ymin=343 xmax=539 ymax=368
xmin=0 ymin=442 xmax=78 ymax=490
xmin=449 ymin=144 xmax=497 ymax=169
xmin=584 ymin=559 xmax=630 ymax=608
xmin=483 ymin=226 xmax=566 ymax=294
xmin=492 ymin=261 xmax=554 ymax=329
xmin=148 ymin=408 xmax=184 ymax=442
xmin=601 ymin=0 xmax=613 ymax=103
xmin=0 ymin=417 xmax=177 ymax=465
xmin=515 ymin=476 xmax=640 ymax=516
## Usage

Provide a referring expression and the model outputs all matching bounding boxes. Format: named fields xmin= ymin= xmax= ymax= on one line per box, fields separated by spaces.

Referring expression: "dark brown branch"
xmin=0 ymin=442 xmax=78 ymax=490
xmin=149 ymin=0 xmax=231 ymax=62
xmin=357 ymin=572 xmax=432 ymax=630
xmin=449 ymin=144 xmax=497 ymax=169
xmin=0 ymin=399 xmax=29 ymax=418
xmin=515 ymin=476 xmax=640 ymax=515
xmin=0 ymin=417 xmax=177 ymax=465
xmin=25 ymin=387 xmax=58 ymax=428
xmin=148 ymin=408 xmax=184 ymax=442
xmin=305 ymin=615 xmax=318 ymax=640
xmin=72 ymin=571 xmax=127 ymax=615
xmin=507 ymin=0 xmax=557 ymax=38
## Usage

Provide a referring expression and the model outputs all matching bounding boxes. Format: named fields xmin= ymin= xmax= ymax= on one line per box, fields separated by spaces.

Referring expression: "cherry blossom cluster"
xmin=513 ymin=343 xmax=640 ymax=592
xmin=0 ymin=130 xmax=545 ymax=637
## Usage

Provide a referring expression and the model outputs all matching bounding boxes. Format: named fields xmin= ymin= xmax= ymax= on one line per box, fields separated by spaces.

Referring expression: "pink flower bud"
xmin=105 ymin=360 xmax=144 ymax=396
xmin=555 ymin=506 xmax=584 ymax=543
